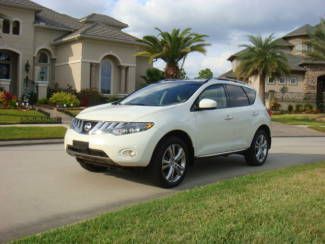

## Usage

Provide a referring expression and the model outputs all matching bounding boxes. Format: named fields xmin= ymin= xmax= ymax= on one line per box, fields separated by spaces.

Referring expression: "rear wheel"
xmin=77 ymin=158 xmax=107 ymax=172
xmin=245 ymin=129 xmax=269 ymax=166
xmin=148 ymin=136 xmax=189 ymax=188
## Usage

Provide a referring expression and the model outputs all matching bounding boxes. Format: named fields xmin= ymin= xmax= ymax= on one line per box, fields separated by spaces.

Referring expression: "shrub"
xmin=37 ymin=98 xmax=48 ymax=105
xmin=287 ymin=104 xmax=294 ymax=113
xmin=271 ymin=102 xmax=281 ymax=111
xmin=47 ymin=83 xmax=77 ymax=99
xmin=295 ymin=104 xmax=303 ymax=113
xmin=0 ymin=91 xmax=17 ymax=108
xmin=49 ymin=92 xmax=80 ymax=107
xmin=77 ymin=89 xmax=106 ymax=106
xmin=141 ymin=68 xmax=164 ymax=84
xmin=304 ymin=104 xmax=313 ymax=112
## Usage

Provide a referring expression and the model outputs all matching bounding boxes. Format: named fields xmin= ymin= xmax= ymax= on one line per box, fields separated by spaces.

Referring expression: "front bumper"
xmin=64 ymin=127 xmax=159 ymax=167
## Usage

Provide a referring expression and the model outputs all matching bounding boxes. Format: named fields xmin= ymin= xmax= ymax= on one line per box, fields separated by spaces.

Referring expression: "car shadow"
xmin=102 ymin=153 xmax=325 ymax=190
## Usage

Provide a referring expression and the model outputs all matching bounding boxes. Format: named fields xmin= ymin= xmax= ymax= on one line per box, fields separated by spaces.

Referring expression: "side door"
xmin=224 ymin=84 xmax=253 ymax=150
xmin=193 ymin=84 xmax=234 ymax=156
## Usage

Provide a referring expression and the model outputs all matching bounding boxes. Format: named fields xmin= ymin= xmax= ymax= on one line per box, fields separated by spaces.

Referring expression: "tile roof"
xmin=80 ymin=13 xmax=128 ymax=29
xmin=0 ymin=0 xmax=140 ymax=45
xmin=283 ymin=24 xmax=314 ymax=38
xmin=54 ymin=23 xmax=140 ymax=45
xmin=0 ymin=0 xmax=40 ymax=10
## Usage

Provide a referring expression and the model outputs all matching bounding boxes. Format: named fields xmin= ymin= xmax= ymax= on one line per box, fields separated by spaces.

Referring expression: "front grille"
xmin=71 ymin=118 xmax=98 ymax=134
xmin=71 ymin=118 xmax=122 ymax=135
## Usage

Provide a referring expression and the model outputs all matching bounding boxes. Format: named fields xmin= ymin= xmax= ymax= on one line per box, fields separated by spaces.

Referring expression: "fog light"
xmin=120 ymin=149 xmax=136 ymax=158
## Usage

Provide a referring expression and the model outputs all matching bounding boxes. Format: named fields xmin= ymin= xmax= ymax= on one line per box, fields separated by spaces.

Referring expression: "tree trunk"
xmin=164 ymin=64 xmax=179 ymax=79
xmin=259 ymin=73 xmax=266 ymax=105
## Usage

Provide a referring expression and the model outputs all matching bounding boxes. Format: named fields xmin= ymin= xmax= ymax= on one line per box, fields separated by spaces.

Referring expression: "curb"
xmin=0 ymin=139 xmax=64 ymax=147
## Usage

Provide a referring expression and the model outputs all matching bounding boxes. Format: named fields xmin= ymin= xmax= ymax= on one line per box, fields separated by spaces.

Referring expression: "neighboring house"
xmin=221 ymin=23 xmax=325 ymax=111
xmin=0 ymin=0 xmax=151 ymax=99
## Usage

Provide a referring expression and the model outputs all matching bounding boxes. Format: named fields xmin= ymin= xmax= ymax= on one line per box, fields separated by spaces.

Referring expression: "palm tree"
xmin=308 ymin=19 xmax=325 ymax=61
xmin=235 ymin=35 xmax=290 ymax=104
xmin=136 ymin=28 xmax=210 ymax=79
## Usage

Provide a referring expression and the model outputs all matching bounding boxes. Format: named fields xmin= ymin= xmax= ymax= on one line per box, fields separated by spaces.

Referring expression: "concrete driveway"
xmin=1 ymin=137 xmax=325 ymax=242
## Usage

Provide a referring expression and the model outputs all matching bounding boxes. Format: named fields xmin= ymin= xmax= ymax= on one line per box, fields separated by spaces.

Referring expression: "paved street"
xmin=1 ymin=137 xmax=325 ymax=242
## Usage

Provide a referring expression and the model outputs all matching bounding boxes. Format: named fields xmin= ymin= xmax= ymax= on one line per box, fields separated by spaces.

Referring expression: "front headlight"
xmin=91 ymin=122 xmax=154 ymax=136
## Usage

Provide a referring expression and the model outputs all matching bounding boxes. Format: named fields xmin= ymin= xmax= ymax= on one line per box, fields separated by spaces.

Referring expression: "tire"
xmin=77 ymin=158 xmax=108 ymax=172
xmin=245 ymin=129 xmax=270 ymax=166
xmin=148 ymin=136 xmax=189 ymax=188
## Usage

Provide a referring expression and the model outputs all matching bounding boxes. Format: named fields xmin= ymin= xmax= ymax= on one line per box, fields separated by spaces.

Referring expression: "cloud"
xmin=110 ymin=0 xmax=324 ymax=76
xmin=33 ymin=0 xmax=115 ymax=18
xmin=33 ymin=0 xmax=325 ymax=77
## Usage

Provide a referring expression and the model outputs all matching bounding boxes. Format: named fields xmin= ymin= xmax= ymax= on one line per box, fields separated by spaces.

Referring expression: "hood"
xmin=77 ymin=104 xmax=173 ymax=122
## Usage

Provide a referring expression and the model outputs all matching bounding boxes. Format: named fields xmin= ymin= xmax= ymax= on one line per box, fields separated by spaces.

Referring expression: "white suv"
xmin=65 ymin=79 xmax=271 ymax=188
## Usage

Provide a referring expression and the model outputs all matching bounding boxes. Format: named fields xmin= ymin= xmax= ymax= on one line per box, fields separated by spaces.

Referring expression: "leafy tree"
xmin=136 ymin=28 xmax=209 ymax=79
xmin=235 ymin=35 xmax=290 ymax=104
xmin=308 ymin=19 xmax=325 ymax=61
xmin=179 ymin=68 xmax=189 ymax=80
xmin=197 ymin=68 xmax=213 ymax=79
xmin=141 ymin=68 xmax=164 ymax=84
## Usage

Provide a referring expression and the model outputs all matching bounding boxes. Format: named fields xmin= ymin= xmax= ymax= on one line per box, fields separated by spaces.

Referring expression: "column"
xmin=120 ymin=66 xmax=126 ymax=94
xmin=36 ymin=81 xmax=48 ymax=99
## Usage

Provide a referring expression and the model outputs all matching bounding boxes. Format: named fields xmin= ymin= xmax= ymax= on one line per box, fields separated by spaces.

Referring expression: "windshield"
xmin=119 ymin=82 xmax=202 ymax=106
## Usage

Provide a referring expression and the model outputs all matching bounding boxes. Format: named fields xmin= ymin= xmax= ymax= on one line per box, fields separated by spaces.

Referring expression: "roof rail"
xmin=217 ymin=77 xmax=248 ymax=85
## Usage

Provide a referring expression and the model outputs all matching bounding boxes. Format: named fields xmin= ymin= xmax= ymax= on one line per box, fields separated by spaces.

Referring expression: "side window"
xmin=226 ymin=85 xmax=249 ymax=107
xmin=12 ymin=20 xmax=20 ymax=35
xmin=242 ymin=87 xmax=256 ymax=105
xmin=197 ymin=85 xmax=227 ymax=109
xmin=2 ymin=19 xmax=10 ymax=34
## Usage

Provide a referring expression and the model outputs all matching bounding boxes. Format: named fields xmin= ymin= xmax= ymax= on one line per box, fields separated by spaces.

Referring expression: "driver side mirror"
xmin=198 ymin=98 xmax=217 ymax=110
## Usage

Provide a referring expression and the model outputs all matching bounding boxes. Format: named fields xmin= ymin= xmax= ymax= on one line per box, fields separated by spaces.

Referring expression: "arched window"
xmin=36 ymin=51 xmax=50 ymax=82
xmin=100 ymin=59 xmax=112 ymax=94
xmin=2 ymin=19 xmax=10 ymax=34
xmin=39 ymin=52 xmax=49 ymax=64
xmin=12 ymin=20 xmax=20 ymax=35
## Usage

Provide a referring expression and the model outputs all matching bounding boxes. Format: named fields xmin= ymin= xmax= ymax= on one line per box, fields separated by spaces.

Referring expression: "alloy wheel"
xmin=161 ymin=144 xmax=186 ymax=183
xmin=255 ymin=134 xmax=268 ymax=162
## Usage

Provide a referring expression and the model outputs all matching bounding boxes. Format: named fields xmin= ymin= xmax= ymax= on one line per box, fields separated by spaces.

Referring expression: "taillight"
xmin=267 ymin=109 xmax=272 ymax=117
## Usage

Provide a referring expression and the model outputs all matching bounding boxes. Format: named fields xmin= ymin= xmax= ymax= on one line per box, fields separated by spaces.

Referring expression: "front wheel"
xmin=148 ymin=136 xmax=189 ymax=188
xmin=245 ymin=130 xmax=269 ymax=166
xmin=77 ymin=158 xmax=108 ymax=172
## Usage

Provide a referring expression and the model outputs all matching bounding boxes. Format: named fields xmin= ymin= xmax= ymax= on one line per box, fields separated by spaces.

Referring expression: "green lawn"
xmin=60 ymin=108 xmax=83 ymax=117
xmin=16 ymin=162 xmax=325 ymax=243
xmin=272 ymin=113 xmax=325 ymax=132
xmin=0 ymin=109 xmax=58 ymax=124
xmin=0 ymin=126 xmax=67 ymax=140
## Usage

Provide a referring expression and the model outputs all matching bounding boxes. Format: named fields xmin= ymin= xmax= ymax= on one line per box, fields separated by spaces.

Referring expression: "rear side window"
xmin=242 ymin=87 xmax=256 ymax=105
xmin=225 ymin=85 xmax=249 ymax=107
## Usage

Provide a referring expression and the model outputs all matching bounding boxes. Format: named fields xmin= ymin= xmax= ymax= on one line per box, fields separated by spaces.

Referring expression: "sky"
xmin=34 ymin=0 xmax=325 ymax=78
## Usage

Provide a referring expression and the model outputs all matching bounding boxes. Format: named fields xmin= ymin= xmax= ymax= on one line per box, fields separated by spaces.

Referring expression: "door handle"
xmin=252 ymin=111 xmax=259 ymax=116
xmin=225 ymin=115 xmax=233 ymax=120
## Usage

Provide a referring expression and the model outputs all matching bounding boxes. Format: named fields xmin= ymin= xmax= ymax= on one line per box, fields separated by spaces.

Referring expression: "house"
xmin=0 ymin=0 xmax=151 ymax=99
xmin=220 ymin=23 xmax=325 ymax=111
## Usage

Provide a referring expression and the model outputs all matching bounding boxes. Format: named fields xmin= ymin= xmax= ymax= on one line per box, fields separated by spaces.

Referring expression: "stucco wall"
xmin=54 ymin=41 xmax=83 ymax=90
xmin=0 ymin=5 xmax=35 ymax=96
xmin=135 ymin=56 xmax=151 ymax=89
xmin=55 ymin=62 xmax=82 ymax=90
xmin=82 ymin=39 xmax=137 ymax=64
xmin=34 ymin=27 xmax=68 ymax=58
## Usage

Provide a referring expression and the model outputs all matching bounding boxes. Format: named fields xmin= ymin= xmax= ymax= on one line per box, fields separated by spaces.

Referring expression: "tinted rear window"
xmin=225 ymin=85 xmax=249 ymax=107
xmin=242 ymin=87 xmax=256 ymax=105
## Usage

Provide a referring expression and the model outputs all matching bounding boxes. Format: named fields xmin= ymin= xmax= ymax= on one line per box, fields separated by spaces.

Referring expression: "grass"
xmin=16 ymin=162 xmax=325 ymax=243
xmin=0 ymin=126 xmax=67 ymax=140
xmin=272 ymin=113 xmax=325 ymax=132
xmin=0 ymin=109 xmax=58 ymax=124
xmin=60 ymin=108 xmax=83 ymax=117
